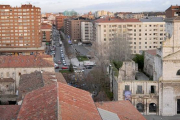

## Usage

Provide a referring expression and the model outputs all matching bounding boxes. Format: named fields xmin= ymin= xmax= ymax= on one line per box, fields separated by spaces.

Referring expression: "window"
xmin=150 ymin=86 xmax=155 ymax=93
xmin=125 ymin=85 xmax=130 ymax=91
xmin=177 ymin=70 xmax=180 ymax=75
xmin=136 ymin=85 xmax=143 ymax=94
xmin=6 ymin=72 xmax=9 ymax=77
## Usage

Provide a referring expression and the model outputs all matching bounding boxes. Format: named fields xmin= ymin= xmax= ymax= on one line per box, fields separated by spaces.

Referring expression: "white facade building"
xmin=159 ymin=17 xmax=180 ymax=116
xmin=94 ymin=17 xmax=166 ymax=54
xmin=81 ymin=22 xmax=93 ymax=43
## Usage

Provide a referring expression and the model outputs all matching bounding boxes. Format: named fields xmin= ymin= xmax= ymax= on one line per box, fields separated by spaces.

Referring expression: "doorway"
xmin=177 ymin=99 xmax=180 ymax=114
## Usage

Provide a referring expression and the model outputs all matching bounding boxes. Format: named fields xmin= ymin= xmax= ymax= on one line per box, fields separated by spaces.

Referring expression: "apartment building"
xmin=94 ymin=17 xmax=165 ymax=54
xmin=0 ymin=4 xmax=41 ymax=48
xmin=81 ymin=21 xmax=93 ymax=43
xmin=116 ymin=12 xmax=144 ymax=19
xmin=0 ymin=4 xmax=45 ymax=55
xmin=166 ymin=5 xmax=180 ymax=18
xmin=55 ymin=15 xmax=67 ymax=30
xmin=94 ymin=10 xmax=114 ymax=18
xmin=64 ymin=17 xmax=90 ymax=43
xmin=41 ymin=23 xmax=52 ymax=43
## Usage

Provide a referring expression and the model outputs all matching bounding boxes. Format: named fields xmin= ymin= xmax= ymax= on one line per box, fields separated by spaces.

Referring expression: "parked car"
xmin=54 ymin=63 xmax=59 ymax=69
xmin=73 ymin=65 xmax=78 ymax=69
xmin=62 ymin=66 xmax=68 ymax=69
xmin=57 ymin=60 xmax=61 ymax=64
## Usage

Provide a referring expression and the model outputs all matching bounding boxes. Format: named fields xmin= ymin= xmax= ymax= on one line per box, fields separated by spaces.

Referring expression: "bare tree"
xmin=108 ymin=31 xmax=132 ymax=61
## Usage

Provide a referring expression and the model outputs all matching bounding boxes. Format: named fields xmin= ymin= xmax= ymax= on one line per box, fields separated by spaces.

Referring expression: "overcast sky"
xmin=0 ymin=0 xmax=179 ymax=14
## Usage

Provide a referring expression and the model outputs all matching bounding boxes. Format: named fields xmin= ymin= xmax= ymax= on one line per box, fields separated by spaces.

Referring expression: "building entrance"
xmin=177 ymin=99 xmax=180 ymax=114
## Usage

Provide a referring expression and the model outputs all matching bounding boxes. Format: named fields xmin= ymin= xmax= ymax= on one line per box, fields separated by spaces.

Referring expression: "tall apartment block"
xmin=56 ymin=15 xmax=67 ymax=30
xmin=166 ymin=5 xmax=180 ymax=18
xmin=94 ymin=17 xmax=165 ymax=54
xmin=81 ymin=22 xmax=93 ymax=43
xmin=0 ymin=4 xmax=43 ymax=55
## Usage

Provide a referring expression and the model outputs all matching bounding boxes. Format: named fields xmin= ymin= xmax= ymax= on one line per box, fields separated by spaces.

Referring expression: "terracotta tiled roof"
xmin=41 ymin=23 xmax=52 ymax=29
xmin=42 ymin=71 xmax=58 ymax=85
xmin=58 ymin=82 xmax=101 ymax=120
xmin=95 ymin=17 xmax=141 ymax=23
xmin=17 ymin=82 xmax=101 ymax=120
xmin=145 ymin=49 xmax=157 ymax=56
xmin=0 ymin=55 xmax=54 ymax=68
xmin=0 ymin=105 xmax=20 ymax=120
xmin=18 ymin=71 xmax=44 ymax=101
xmin=17 ymin=83 xmax=58 ymax=120
xmin=0 ymin=78 xmax=14 ymax=82
xmin=95 ymin=101 xmax=146 ymax=120
xmin=55 ymin=72 xmax=67 ymax=84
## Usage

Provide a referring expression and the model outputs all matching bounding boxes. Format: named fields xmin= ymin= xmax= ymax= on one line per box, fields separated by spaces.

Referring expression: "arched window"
xmin=149 ymin=103 xmax=157 ymax=112
xmin=136 ymin=103 xmax=144 ymax=112
xmin=177 ymin=70 xmax=180 ymax=75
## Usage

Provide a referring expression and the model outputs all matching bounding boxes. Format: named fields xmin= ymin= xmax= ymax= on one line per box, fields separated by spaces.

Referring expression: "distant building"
xmin=64 ymin=17 xmax=90 ymax=43
xmin=165 ymin=5 xmax=180 ymax=18
xmin=63 ymin=10 xmax=78 ymax=16
xmin=81 ymin=11 xmax=95 ymax=19
xmin=95 ymin=10 xmax=114 ymax=18
xmin=55 ymin=15 xmax=67 ymax=30
xmin=115 ymin=12 xmax=144 ymax=19
xmin=41 ymin=23 xmax=52 ymax=44
xmin=81 ymin=21 xmax=93 ymax=43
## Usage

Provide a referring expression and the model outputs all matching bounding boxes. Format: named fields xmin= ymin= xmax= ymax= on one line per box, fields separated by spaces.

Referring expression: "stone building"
xmin=159 ymin=16 xmax=180 ymax=116
xmin=144 ymin=49 xmax=162 ymax=81
xmin=110 ymin=60 xmax=159 ymax=115
xmin=0 ymin=55 xmax=54 ymax=88
xmin=0 ymin=78 xmax=16 ymax=105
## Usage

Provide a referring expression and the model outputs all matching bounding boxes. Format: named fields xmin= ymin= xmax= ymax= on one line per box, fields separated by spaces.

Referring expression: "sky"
xmin=0 ymin=0 xmax=179 ymax=14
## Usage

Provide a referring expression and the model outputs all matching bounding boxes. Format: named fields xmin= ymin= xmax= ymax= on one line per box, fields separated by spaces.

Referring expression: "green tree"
xmin=133 ymin=53 xmax=144 ymax=70
xmin=69 ymin=63 xmax=74 ymax=72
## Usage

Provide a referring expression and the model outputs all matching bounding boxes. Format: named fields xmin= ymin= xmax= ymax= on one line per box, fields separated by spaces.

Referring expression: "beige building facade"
xmin=94 ymin=17 xmax=165 ymax=54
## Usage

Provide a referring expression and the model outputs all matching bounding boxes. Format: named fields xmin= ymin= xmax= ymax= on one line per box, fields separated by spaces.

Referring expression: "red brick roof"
xmin=18 ymin=71 xmax=44 ymax=101
xmin=145 ymin=49 xmax=157 ymax=56
xmin=17 ymin=82 xmax=101 ymax=120
xmin=58 ymin=82 xmax=101 ymax=120
xmin=95 ymin=17 xmax=141 ymax=23
xmin=17 ymin=83 xmax=58 ymax=120
xmin=0 ymin=105 xmax=20 ymax=120
xmin=41 ymin=23 xmax=52 ymax=29
xmin=0 ymin=55 xmax=54 ymax=68
xmin=95 ymin=101 xmax=146 ymax=120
